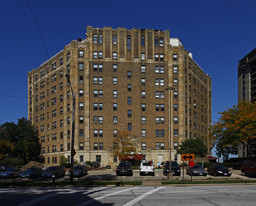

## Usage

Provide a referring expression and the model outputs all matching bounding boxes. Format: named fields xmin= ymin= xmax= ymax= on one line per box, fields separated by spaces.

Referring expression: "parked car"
xmin=0 ymin=167 xmax=21 ymax=178
xmin=70 ymin=165 xmax=88 ymax=177
xmin=116 ymin=161 xmax=133 ymax=176
xmin=207 ymin=164 xmax=231 ymax=177
xmin=233 ymin=160 xmax=249 ymax=170
xmin=139 ymin=162 xmax=155 ymax=176
xmin=42 ymin=166 xmax=65 ymax=178
xmin=163 ymin=161 xmax=181 ymax=176
xmin=241 ymin=161 xmax=256 ymax=177
xmin=19 ymin=167 xmax=42 ymax=178
xmin=186 ymin=164 xmax=207 ymax=176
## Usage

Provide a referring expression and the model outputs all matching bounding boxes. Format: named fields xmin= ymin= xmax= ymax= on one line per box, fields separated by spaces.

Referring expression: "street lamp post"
xmin=65 ymin=73 xmax=75 ymax=183
xmin=165 ymin=86 xmax=175 ymax=180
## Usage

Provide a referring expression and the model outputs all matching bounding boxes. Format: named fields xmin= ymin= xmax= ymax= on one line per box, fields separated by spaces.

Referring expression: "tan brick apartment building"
xmin=28 ymin=26 xmax=212 ymax=167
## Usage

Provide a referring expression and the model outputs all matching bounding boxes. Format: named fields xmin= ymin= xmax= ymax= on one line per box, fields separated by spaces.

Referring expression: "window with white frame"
xmin=160 ymin=78 xmax=164 ymax=86
xmin=173 ymin=54 xmax=178 ymax=61
xmin=160 ymin=66 xmax=164 ymax=73
xmin=142 ymin=116 xmax=146 ymax=124
xmin=99 ymin=103 xmax=103 ymax=110
xmin=79 ymin=89 xmax=83 ymax=97
xmin=127 ymin=110 xmax=132 ymax=118
xmin=93 ymin=35 xmax=98 ymax=44
xmin=160 ymin=54 xmax=164 ymax=61
xmin=79 ymin=62 xmax=84 ymax=71
xmin=160 ymin=91 xmax=164 ymax=98
xmin=156 ymin=104 xmax=160 ymax=111
xmin=99 ymin=116 xmax=103 ymax=124
xmin=93 ymin=77 xmax=97 ymax=84
xmin=155 ymin=66 xmax=159 ymax=73
xmin=98 ymin=64 xmax=103 ymax=72
xmin=99 ymin=129 xmax=103 ymax=137
xmin=141 ymin=78 xmax=146 ymax=86
xmin=113 ymin=90 xmax=117 ymax=98
xmin=98 ymin=77 xmax=103 ymax=85
xmin=173 ymin=78 xmax=178 ymax=86
xmin=160 ymin=117 xmax=165 ymax=124
xmin=142 ymin=129 xmax=146 ymax=137
xmin=93 ymin=51 xmax=97 ymax=59
xmin=78 ymin=50 xmax=84 ymax=57
xmin=113 ymin=52 xmax=117 ymax=59
xmin=174 ymin=91 xmax=178 ymax=98
xmin=173 ymin=66 xmax=178 ymax=73
xmin=155 ymin=53 xmax=159 ymax=61
xmin=142 ymin=103 xmax=146 ymax=111
xmin=127 ymin=84 xmax=132 ymax=91
xmin=98 ymin=51 xmax=103 ymax=59
xmin=79 ymin=102 xmax=84 ymax=110
xmin=113 ymin=64 xmax=117 ymax=72
xmin=141 ymin=65 xmax=146 ymax=73
xmin=113 ymin=77 xmax=117 ymax=85
xmin=94 ymin=130 xmax=98 ymax=137
xmin=161 ymin=142 xmax=165 ymax=149
xmin=141 ymin=53 xmax=145 ymax=60
xmin=161 ymin=129 xmax=165 ymax=137
xmin=113 ymin=35 xmax=117 ymax=45
xmin=155 ymin=79 xmax=160 ymax=86
xmin=141 ymin=90 xmax=146 ymax=98
xmin=93 ymin=64 xmax=97 ymax=71
xmin=156 ymin=142 xmax=160 ymax=150
xmin=99 ymin=90 xmax=103 ymax=97
xmin=141 ymin=142 xmax=146 ymax=150
xmin=160 ymin=37 xmax=164 ymax=46
xmin=99 ymin=34 xmax=103 ymax=44
xmin=155 ymin=91 xmax=160 ymax=98
xmin=113 ymin=116 xmax=118 ymax=124
xmin=79 ymin=116 xmax=84 ymax=124
xmin=174 ymin=116 xmax=178 ymax=123
xmin=156 ymin=116 xmax=160 ymax=124
xmin=94 ymin=90 xmax=98 ymax=97
xmin=113 ymin=103 xmax=117 ymax=111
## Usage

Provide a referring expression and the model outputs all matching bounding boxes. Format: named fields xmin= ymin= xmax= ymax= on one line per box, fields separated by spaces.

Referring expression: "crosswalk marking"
xmin=18 ymin=193 xmax=57 ymax=206
xmin=123 ymin=186 xmax=165 ymax=206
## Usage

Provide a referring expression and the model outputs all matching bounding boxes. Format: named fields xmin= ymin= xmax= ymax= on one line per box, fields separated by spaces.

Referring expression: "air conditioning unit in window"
xmin=113 ymin=121 xmax=117 ymax=124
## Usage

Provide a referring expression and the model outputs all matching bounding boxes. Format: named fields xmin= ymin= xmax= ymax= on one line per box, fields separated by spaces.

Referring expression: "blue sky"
xmin=0 ymin=0 xmax=255 ymax=127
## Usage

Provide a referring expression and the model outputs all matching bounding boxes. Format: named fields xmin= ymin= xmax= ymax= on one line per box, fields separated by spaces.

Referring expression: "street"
xmin=1 ymin=185 xmax=256 ymax=206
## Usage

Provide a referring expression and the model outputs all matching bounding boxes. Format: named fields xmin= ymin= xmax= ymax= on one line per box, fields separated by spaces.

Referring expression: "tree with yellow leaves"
xmin=112 ymin=130 xmax=139 ymax=159
xmin=211 ymin=101 xmax=256 ymax=159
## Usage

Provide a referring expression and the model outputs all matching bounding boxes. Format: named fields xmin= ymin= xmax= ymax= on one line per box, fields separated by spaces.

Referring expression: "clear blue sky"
xmin=0 ymin=0 xmax=255 ymax=126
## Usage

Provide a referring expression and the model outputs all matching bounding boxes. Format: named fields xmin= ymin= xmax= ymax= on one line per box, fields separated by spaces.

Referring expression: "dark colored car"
xmin=186 ymin=164 xmax=207 ymax=176
xmin=42 ymin=166 xmax=65 ymax=178
xmin=207 ymin=164 xmax=231 ymax=177
xmin=241 ymin=161 xmax=256 ymax=177
xmin=0 ymin=167 xmax=21 ymax=178
xmin=116 ymin=162 xmax=133 ymax=176
xmin=71 ymin=165 xmax=88 ymax=177
xmin=19 ymin=167 xmax=42 ymax=178
xmin=233 ymin=160 xmax=249 ymax=170
xmin=163 ymin=161 xmax=181 ymax=176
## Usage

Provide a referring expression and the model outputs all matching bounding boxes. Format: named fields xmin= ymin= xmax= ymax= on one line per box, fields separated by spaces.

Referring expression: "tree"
xmin=210 ymin=101 xmax=256 ymax=158
xmin=112 ymin=130 xmax=138 ymax=159
xmin=0 ymin=117 xmax=41 ymax=164
xmin=177 ymin=138 xmax=208 ymax=158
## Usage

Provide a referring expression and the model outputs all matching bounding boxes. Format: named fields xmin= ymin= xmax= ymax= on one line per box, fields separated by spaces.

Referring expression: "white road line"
xmin=123 ymin=186 xmax=165 ymax=206
xmin=18 ymin=193 xmax=57 ymax=206
xmin=77 ymin=187 xmax=139 ymax=206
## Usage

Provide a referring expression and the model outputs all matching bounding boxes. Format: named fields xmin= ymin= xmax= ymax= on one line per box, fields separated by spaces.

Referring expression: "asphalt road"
xmin=1 ymin=185 xmax=256 ymax=206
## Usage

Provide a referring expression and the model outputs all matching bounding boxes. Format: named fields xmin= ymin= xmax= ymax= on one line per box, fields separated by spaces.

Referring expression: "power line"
xmin=26 ymin=0 xmax=50 ymax=59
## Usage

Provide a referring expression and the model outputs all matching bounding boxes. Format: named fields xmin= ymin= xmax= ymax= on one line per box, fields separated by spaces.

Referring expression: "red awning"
xmin=120 ymin=154 xmax=143 ymax=160
xmin=208 ymin=155 xmax=218 ymax=161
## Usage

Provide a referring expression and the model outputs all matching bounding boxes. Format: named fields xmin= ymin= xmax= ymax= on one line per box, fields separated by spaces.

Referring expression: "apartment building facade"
xmin=28 ymin=26 xmax=212 ymax=166
xmin=238 ymin=48 xmax=256 ymax=157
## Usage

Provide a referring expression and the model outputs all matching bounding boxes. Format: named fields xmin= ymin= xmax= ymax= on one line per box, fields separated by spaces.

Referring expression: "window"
xmin=141 ymin=78 xmax=146 ymax=86
xmin=93 ymin=116 xmax=98 ymax=124
xmin=160 ymin=37 xmax=164 ymax=46
xmin=155 ymin=91 xmax=160 ymax=98
xmin=113 ymin=35 xmax=117 ymax=45
xmin=93 ymin=64 xmax=97 ymax=72
xmin=94 ymin=142 xmax=98 ymax=150
xmin=160 ymin=117 xmax=165 ymax=124
xmin=113 ymin=103 xmax=117 ymax=111
xmin=113 ymin=116 xmax=118 ymax=124
xmin=161 ymin=104 xmax=165 ymax=111
xmin=161 ymin=129 xmax=165 ymax=137
xmin=79 ymin=142 xmax=84 ymax=150
xmin=127 ymin=97 xmax=132 ymax=105
xmin=113 ymin=129 xmax=117 ymax=137
xmin=141 ymin=91 xmax=146 ymax=98
xmin=127 ymin=36 xmax=131 ymax=50
xmin=78 ymin=50 xmax=84 ymax=57
xmin=96 ymin=155 xmax=101 ymax=163
xmin=156 ymin=129 xmax=160 ymax=137
xmin=141 ymin=53 xmax=145 ymax=60
xmin=113 ymin=77 xmax=117 ymax=85
xmin=127 ymin=84 xmax=132 ymax=91
xmin=128 ymin=123 xmax=132 ymax=131
xmin=174 ymin=116 xmax=178 ymax=123
xmin=98 ymin=64 xmax=103 ymax=72
xmin=79 ymin=116 xmax=84 ymax=124
xmin=156 ymin=142 xmax=160 ymax=150
xmin=174 ymin=91 xmax=178 ymax=98
xmin=99 ymin=103 xmax=103 ymax=110
xmin=60 ymin=57 xmax=63 ymax=65
xmin=173 ymin=66 xmax=178 ymax=73
xmin=99 ymin=34 xmax=103 ymax=44
xmin=99 ymin=142 xmax=103 ymax=150
xmin=79 ymin=62 xmax=84 ymax=71
xmin=160 ymin=54 xmax=164 ymax=61
xmin=173 ymin=54 xmax=178 ymax=61
xmin=174 ymin=129 xmax=178 ymax=137
xmin=94 ymin=130 xmax=98 ymax=137
xmin=155 ymin=37 xmax=159 ymax=47
xmin=52 ymin=62 xmax=56 ymax=70
xmin=160 ymin=78 xmax=164 ymax=86
xmin=127 ymin=110 xmax=132 ymax=118
xmin=80 ymin=155 xmax=84 ymax=163
xmin=127 ymin=71 xmax=132 ymax=79
xmin=142 ymin=129 xmax=146 ymax=137
xmin=141 ymin=36 xmax=145 ymax=46
xmin=142 ymin=116 xmax=146 ymax=124
xmin=174 ymin=142 xmax=178 ymax=149
xmin=155 ymin=66 xmax=159 ymax=73
xmin=113 ymin=90 xmax=117 ymax=98
xmin=155 ymin=104 xmax=160 ymax=111
xmin=79 ymin=89 xmax=83 ymax=97
xmin=98 ymin=77 xmax=103 ymax=85
xmin=156 ymin=116 xmax=160 ymax=124
xmin=155 ymin=79 xmax=160 ymax=86
xmin=173 ymin=78 xmax=178 ymax=86
xmin=93 ymin=35 xmax=98 ymax=44
xmin=93 ymin=51 xmax=97 ymax=59
xmin=79 ymin=102 xmax=84 ymax=110
xmin=141 ymin=65 xmax=146 ymax=73
xmin=94 ymin=90 xmax=98 ymax=97
xmin=99 ymin=116 xmax=103 ymax=124
xmin=174 ymin=104 xmax=178 ymax=111
xmin=79 ymin=76 xmax=83 ymax=83
xmin=113 ymin=64 xmax=117 ymax=72
xmin=161 ymin=142 xmax=165 ymax=149
xmin=99 ymin=90 xmax=103 ymax=97
xmin=160 ymin=66 xmax=164 ymax=73
xmin=67 ymin=64 xmax=70 ymax=73
xmin=142 ymin=142 xmax=146 ymax=150
xmin=93 ymin=103 xmax=98 ymax=110
xmin=113 ymin=52 xmax=117 ymax=59
xmin=99 ymin=129 xmax=103 ymax=137
xmin=79 ymin=129 xmax=84 ymax=136
xmin=98 ymin=51 xmax=103 ymax=59
xmin=155 ymin=53 xmax=159 ymax=61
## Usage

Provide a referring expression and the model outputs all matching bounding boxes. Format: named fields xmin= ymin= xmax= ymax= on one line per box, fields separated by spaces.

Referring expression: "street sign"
xmin=181 ymin=154 xmax=194 ymax=161
xmin=189 ymin=160 xmax=195 ymax=167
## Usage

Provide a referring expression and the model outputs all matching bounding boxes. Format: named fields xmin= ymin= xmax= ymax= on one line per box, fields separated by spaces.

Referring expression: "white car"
xmin=139 ymin=162 xmax=155 ymax=176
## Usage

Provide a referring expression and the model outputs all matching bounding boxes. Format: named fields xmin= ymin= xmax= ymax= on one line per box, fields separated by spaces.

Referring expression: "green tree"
xmin=0 ymin=117 xmax=41 ymax=164
xmin=177 ymin=138 xmax=208 ymax=158
xmin=211 ymin=101 xmax=256 ymax=158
